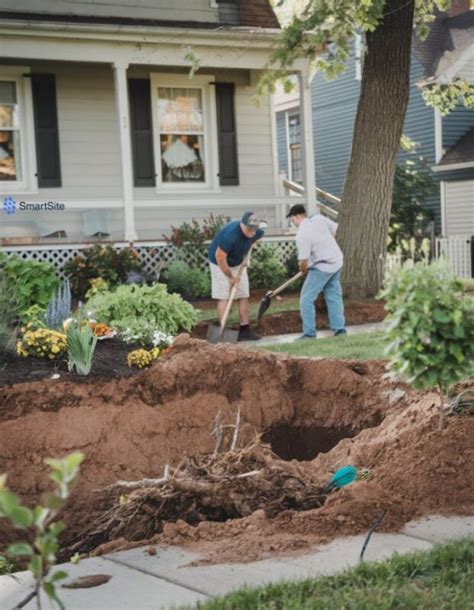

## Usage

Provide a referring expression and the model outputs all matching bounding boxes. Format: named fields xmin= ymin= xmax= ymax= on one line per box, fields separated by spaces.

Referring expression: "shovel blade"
xmin=257 ymin=292 xmax=273 ymax=320
xmin=206 ymin=321 xmax=240 ymax=344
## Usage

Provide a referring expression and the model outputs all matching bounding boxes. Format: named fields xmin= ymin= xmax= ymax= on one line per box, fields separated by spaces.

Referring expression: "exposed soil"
xmin=0 ymin=336 xmax=472 ymax=566
xmin=192 ymin=298 xmax=386 ymax=338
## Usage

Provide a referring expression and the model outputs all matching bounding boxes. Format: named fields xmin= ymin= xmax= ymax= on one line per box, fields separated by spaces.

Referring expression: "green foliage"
xmin=379 ymin=262 xmax=474 ymax=429
xmin=248 ymin=244 xmax=286 ymax=290
xmin=261 ymin=0 xmax=450 ymax=96
xmin=283 ymin=246 xmax=304 ymax=293
xmin=193 ymin=537 xmax=473 ymax=610
xmin=389 ymin=153 xmax=435 ymax=251
xmin=63 ymin=245 xmax=144 ymax=298
xmin=0 ymin=253 xmax=59 ymax=320
xmin=84 ymin=277 xmax=109 ymax=300
xmin=164 ymin=213 xmax=231 ymax=266
xmin=86 ymin=283 xmax=197 ymax=338
xmin=164 ymin=260 xmax=211 ymax=300
xmin=422 ymin=79 xmax=474 ymax=116
xmin=0 ymin=273 xmax=18 ymax=353
xmin=0 ymin=554 xmax=16 ymax=575
xmin=462 ymin=279 xmax=474 ymax=293
xmin=0 ymin=452 xmax=84 ymax=609
xmin=67 ymin=322 xmax=98 ymax=376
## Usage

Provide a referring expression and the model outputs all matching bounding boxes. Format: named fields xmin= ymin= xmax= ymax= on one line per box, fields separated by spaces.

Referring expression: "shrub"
xmin=84 ymin=277 xmax=109 ymax=300
xmin=0 ymin=452 xmax=84 ymax=609
xmin=63 ymin=245 xmax=144 ymax=298
xmin=0 ymin=253 xmax=59 ymax=319
xmin=86 ymin=283 xmax=197 ymax=338
xmin=16 ymin=325 xmax=67 ymax=360
xmin=164 ymin=213 xmax=231 ymax=266
xmin=380 ymin=261 xmax=474 ymax=430
xmin=164 ymin=260 xmax=211 ymax=300
xmin=0 ymin=274 xmax=18 ymax=353
xmin=283 ymin=246 xmax=304 ymax=293
xmin=248 ymin=244 xmax=286 ymax=290
xmin=67 ymin=323 xmax=97 ymax=376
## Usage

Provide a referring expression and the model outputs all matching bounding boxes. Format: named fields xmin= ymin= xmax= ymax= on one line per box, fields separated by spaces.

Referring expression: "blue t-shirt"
xmin=209 ymin=220 xmax=264 ymax=267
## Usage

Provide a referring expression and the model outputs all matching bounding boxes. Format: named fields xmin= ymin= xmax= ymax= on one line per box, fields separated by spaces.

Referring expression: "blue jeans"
xmin=300 ymin=268 xmax=345 ymax=337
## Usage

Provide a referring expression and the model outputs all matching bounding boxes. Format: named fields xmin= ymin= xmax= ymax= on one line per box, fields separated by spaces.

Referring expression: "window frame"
xmin=0 ymin=66 xmax=38 ymax=194
xmin=150 ymin=73 xmax=220 ymax=193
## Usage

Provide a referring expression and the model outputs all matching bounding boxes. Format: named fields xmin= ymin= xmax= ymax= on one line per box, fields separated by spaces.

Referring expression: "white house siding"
xmin=1 ymin=63 xmax=278 ymax=241
xmin=445 ymin=179 xmax=474 ymax=236
xmin=0 ymin=1 xmax=219 ymax=24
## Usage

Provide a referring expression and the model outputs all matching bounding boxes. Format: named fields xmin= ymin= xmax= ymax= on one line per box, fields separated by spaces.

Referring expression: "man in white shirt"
xmin=287 ymin=204 xmax=346 ymax=339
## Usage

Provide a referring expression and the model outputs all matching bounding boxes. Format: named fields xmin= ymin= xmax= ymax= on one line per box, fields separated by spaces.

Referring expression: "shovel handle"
xmin=220 ymin=249 xmax=252 ymax=332
xmin=271 ymin=271 xmax=304 ymax=297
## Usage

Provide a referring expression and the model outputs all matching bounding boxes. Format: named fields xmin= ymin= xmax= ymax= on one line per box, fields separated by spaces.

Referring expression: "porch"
xmin=0 ymin=19 xmax=320 ymax=247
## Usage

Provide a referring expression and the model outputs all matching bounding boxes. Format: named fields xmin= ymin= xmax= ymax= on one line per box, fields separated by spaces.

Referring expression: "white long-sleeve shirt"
xmin=296 ymin=215 xmax=343 ymax=273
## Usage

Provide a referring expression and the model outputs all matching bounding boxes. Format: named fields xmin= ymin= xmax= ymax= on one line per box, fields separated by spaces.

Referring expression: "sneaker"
xmin=334 ymin=329 xmax=347 ymax=337
xmin=296 ymin=334 xmax=316 ymax=340
xmin=238 ymin=327 xmax=261 ymax=341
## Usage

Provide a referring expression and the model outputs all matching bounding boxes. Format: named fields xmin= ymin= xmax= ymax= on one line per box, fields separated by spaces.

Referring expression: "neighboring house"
xmin=275 ymin=3 xmax=474 ymax=240
xmin=0 ymin=0 xmax=320 ymax=248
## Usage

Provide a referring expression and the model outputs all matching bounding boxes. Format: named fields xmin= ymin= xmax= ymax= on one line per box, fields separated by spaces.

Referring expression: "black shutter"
xmin=31 ymin=74 xmax=61 ymax=187
xmin=128 ymin=79 xmax=155 ymax=187
xmin=215 ymin=83 xmax=239 ymax=186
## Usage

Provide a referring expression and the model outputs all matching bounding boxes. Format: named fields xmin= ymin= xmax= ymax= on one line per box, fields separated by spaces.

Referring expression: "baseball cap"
xmin=242 ymin=211 xmax=265 ymax=229
xmin=286 ymin=204 xmax=307 ymax=218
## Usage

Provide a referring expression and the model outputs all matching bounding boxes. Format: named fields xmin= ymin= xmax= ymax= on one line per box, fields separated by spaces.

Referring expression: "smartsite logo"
xmin=2 ymin=196 xmax=16 ymax=215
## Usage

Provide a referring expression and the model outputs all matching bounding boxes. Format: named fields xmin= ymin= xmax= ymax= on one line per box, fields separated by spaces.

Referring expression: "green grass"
xmin=186 ymin=538 xmax=474 ymax=610
xmin=194 ymin=294 xmax=301 ymax=324
xmin=260 ymin=331 xmax=387 ymax=361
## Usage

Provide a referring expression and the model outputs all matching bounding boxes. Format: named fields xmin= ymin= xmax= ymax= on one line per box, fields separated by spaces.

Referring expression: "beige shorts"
xmin=210 ymin=262 xmax=250 ymax=300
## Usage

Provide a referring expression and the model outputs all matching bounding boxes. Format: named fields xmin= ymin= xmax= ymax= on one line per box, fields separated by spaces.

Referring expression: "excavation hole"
xmin=262 ymin=425 xmax=356 ymax=462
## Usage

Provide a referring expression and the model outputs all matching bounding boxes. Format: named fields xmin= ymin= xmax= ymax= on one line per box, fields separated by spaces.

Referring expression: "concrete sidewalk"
xmin=246 ymin=321 xmax=386 ymax=346
xmin=1 ymin=515 xmax=472 ymax=610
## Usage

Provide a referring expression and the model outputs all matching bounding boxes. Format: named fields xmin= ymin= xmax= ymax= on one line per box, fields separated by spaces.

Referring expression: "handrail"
xmin=282 ymin=178 xmax=339 ymax=220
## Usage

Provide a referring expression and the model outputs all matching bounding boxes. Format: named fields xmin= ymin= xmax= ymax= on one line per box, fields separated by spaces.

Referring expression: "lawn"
xmin=187 ymin=538 xmax=474 ymax=610
xmin=194 ymin=294 xmax=301 ymax=323
xmin=260 ymin=331 xmax=387 ymax=360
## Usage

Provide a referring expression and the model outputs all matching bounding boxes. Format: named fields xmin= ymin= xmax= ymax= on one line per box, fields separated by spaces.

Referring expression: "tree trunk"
xmin=338 ymin=0 xmax=415 ymax=298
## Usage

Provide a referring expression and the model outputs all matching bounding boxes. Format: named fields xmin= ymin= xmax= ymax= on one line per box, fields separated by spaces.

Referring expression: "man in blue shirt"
xmin=209 ymin=211 xmax=265 ymax=341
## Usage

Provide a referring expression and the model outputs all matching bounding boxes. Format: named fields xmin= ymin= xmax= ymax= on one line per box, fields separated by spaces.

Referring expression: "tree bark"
xmin=338 ymin=0 xmax=415 ymax=298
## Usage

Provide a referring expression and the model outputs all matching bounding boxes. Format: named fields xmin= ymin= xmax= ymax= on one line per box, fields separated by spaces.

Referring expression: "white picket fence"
xmin=435 ymin=235 xmax=473 ymax=279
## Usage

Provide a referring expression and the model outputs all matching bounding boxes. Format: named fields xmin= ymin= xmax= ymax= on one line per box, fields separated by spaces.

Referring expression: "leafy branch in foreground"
xmin=380 ymin=261 xmax=474 ymax=430
xmin=0 ymin=452 xmax=85 ymax=609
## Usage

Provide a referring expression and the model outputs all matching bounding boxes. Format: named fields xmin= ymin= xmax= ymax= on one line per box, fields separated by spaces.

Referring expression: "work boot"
xmin=238 ymin=325 xmax=261 ymax=341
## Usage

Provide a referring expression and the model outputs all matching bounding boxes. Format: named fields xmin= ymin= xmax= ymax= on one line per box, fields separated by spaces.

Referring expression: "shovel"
xmin=207 ymin=254 xmax=251 ymax=344
xmin=257 ymin=271 xmax=304 ymax=320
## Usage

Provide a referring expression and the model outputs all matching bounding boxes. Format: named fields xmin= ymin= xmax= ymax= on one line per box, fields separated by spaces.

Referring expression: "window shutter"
xmin=31 ymin=74 xmax=61 ymax=187
xmin=128 ymin=79 xmax=155 ymax=187
xmin=215 ymin=83 xmax=239 ymax=186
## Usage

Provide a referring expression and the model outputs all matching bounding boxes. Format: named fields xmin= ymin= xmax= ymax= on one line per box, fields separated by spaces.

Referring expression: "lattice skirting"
xmin=1 ymin=238 xmax=299 ymax=280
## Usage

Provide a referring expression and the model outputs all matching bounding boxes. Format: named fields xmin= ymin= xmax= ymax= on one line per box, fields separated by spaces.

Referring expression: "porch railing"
xmin=436 ymin=235 xmax=473 ymax=278
xmin=282 ymin=178 xmax=340 ymax=220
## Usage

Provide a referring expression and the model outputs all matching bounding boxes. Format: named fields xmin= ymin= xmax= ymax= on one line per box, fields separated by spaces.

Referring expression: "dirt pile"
xmin=0 ymin=336 xmax=472 ymax=564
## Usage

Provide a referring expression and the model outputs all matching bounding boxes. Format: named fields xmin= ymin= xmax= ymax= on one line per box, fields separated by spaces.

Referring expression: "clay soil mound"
xmin=0 ymin=336 xmax=472 ymax=564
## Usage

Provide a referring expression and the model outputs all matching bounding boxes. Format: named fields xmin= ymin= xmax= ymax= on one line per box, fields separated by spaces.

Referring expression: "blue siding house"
xmin=275 ymin=7 xmax=474 ymax=238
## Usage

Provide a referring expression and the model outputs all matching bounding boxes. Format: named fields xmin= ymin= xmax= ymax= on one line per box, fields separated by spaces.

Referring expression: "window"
xmin=151 ymin=74 xmax=218 ymax=191
xmin=0 ymin=81 xmax=22 ymax=182
xmin=287 ymin=112 xmax=303 ymax=184
xmin=0 ymin=67 xmax=37 ymax=193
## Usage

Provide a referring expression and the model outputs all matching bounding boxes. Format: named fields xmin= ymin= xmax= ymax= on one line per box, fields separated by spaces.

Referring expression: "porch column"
xmin=298 ymin=70 xmax=317 ymax=215
xmin=113 ymin=62 xmax=137 ymax=241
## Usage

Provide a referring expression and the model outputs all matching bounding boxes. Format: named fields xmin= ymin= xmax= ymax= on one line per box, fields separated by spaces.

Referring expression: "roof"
xmin=239 ymin=0 xmax=280 ymax=29
xmin=413 ymin=10 xmax=474 ymax=84
xmin=0 ymin=1 xmax=280 ymax=31
xmin=437 ymin=127 xmax=474 ymax=166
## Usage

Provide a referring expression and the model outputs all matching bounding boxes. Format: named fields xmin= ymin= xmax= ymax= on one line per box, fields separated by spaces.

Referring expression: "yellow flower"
xmin=51 ymin=345 xmax=60 ymax=354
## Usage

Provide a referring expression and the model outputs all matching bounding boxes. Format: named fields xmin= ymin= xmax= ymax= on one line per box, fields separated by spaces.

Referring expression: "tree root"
xmin=63 ymin=442 xmax=328 ymax=558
